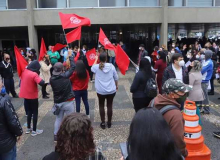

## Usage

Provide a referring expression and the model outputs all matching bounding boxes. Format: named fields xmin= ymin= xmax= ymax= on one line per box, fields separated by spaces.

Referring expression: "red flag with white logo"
xmin=98 ymin=28 xmax=115 ymax=51
xmin=66 ymin=27 xmax=81 ymax=44
xmin=115 ymin=45 xmax=130 ymax=75
xmin=14 ymin=46 xmax=28 ymax=77
xmin=59 ymin=12 xmax=91 ymax=29
xmin=38 ymin=38 xmax=47 ymax=61
xmin=52 ymin=43 xmax=67 ymax=52
xmin=86 ymin=48 xmax=96 ymax=66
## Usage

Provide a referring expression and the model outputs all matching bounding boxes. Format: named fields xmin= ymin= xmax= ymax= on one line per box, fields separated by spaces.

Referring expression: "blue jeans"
xmin=109 ymin=57 xmax=115 ymax=66
xmin=0 ymin=145 xmax=16 ymax=160
xmin=74 ymin=90 xmax=90 ymax=115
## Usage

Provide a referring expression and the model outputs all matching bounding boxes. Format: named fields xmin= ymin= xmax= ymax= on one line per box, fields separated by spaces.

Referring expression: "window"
xmin=168 ymin=0 xmax=183 ymax=6
xmin=99 ymin=0 xmax=126 ymax=7
xmin=69 ymin=0 xmax=97 ymax=7
xmin=215 ymin=0 xmax=220 ymax=6
xmin=8 ymin=0 xmax=26 ymax=9
xmin=0 ymin=0 xmax=6 ymax=9
xmin=129 ymin=0 xmax=158 ymax=6
xmin=187 ymin=0 xmax=213 ymax=7
xmin=38 ymin=0 xmax=66 ymax=8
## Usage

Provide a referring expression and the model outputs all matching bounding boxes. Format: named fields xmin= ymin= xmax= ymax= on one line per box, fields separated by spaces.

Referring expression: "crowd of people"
xmin=0 ymin=39 xmax=220 ymax=160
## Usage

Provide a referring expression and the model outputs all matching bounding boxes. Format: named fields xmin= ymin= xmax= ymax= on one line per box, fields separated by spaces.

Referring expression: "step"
xmin=185 ymin=144 xmax=211 ymax=160
xmin=185 ymin=136 xmax=204 ymax=152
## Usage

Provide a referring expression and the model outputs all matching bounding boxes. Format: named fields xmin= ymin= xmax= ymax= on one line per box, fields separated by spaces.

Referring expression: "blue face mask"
xmin=1 ymin=86 xmax=6 ymax=95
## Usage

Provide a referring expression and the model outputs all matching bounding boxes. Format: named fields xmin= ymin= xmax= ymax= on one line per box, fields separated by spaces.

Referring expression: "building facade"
xmin=0 ymin=0 xmax=220 ymax=57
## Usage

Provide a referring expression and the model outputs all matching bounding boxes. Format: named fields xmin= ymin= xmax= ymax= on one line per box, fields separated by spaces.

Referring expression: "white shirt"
xmin=172 ymin=64 xmax=183 ymax=81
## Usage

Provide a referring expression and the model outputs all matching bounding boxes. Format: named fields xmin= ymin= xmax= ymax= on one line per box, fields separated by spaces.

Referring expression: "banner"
xmin=59 ymin=12 xmax=91 ymax=29
xmin=66 ymin=27 xmax=81 ymax=44
xmin=52 ymin=43 xmax=67 ymax=52
xmin=98 ymin=28 xmax=115 ymax=51
xmin=115 ymin=45 xmax=130 ymax=75
xmin=38 ymin=38 xmax=47 ymax=61
xmin=14 ymin=46 xmax=28 ymax=77
xmin=86 ymin=48 xmax=96 ymax=66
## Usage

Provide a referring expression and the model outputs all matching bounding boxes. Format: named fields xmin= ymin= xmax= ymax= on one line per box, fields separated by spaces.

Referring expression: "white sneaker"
xmin=90 ymin=80 xmax=94 ymax=83
xmin=26 ymin=128 xmax=32 ymax=134
xmin=31 ymin=129 xmax=43 ymax=137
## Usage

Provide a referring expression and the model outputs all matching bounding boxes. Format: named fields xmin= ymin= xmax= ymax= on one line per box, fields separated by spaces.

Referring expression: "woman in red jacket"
xmin=70 ymin=60 xmax=90 ymax=117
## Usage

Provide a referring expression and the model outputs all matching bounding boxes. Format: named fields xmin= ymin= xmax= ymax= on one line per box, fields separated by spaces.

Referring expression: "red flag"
xmin=52 ymin=43 xmax=67 ymax=52
xmin=38 ymin=38 xmax=47 ymax=61
xmin=86 ymin=48 xmax=96 ymax=66
xmin=66 ymin=27 xmax=81 ymax=44
xmin=59 ymin=12 xmax=91 ymax=29
xmin=115 ymin=45 xmax=130 ymax=75
xmin=99 ymin=28 xmax=115 ymax=50
xmin=14 ymin=46 xmax=28 ymax=77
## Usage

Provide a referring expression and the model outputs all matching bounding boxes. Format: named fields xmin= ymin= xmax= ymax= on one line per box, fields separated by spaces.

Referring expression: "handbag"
xmin=51 ymin=103 xmax=60 ymax=115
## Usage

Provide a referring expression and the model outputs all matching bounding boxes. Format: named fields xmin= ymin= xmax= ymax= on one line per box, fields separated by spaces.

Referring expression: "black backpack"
xmin=144 ymin=78 xmax=157 ymax=98
xmin=150 ymin=98 xmax=179 ymax=115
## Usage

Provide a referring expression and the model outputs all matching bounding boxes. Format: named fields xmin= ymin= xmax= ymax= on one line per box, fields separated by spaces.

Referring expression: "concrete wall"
xmin=33 ymin=7 xmax=162 ymax=25
xmin=168 ymin=7 xmax=220 ymax=23
xmin=0 ymin=10 xmax=27 ymax=27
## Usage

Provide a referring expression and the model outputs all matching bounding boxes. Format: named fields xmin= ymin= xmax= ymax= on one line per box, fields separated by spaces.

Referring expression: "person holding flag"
xmin=91 ymin=52 xmax=118 ymax=129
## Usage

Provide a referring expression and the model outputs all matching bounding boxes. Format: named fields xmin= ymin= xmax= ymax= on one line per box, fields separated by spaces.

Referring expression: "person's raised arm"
xmin=63 ymin=49 xmax=75 ymax=78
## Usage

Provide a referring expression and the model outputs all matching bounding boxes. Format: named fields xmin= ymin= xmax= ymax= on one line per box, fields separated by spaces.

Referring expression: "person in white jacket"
xmin=40 ymin=55 xmax=52 ymax=99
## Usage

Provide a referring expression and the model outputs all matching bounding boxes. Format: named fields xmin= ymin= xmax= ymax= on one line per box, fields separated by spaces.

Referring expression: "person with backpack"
xmin=130 ymin=58 xmax=155 ymax=112
xmin=149 ymin=78 xmax=191 ymax=158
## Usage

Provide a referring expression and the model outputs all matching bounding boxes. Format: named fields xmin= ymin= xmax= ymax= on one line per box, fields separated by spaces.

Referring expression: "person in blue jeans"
xmin=70 ymin=60 xmax=90 ymax=117
xmin=0 ymin=80 xmax=23 ymax=160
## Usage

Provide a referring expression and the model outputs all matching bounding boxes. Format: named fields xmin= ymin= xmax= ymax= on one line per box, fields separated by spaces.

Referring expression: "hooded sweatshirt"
xmin=19 ymin=61 xmax=43 ymax=99
xmin=91 ymin=63 xmax=118 ymax=95
xmin=201 ymin=50 xmax=213 ymax=83
xmin=151 ymin=94 xmax=188 ymax=157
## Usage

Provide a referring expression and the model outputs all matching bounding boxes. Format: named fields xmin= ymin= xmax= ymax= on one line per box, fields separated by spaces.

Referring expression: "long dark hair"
xmin=75 ymin=60 xmax=87 ymax=79
xmin=99 ymin=52 xmax=107 ymax=70
xmin=55 ymin=113 xmax=95 ymax=160
xmin=139 ymin=58 xmax=152 ymax=76
xmin=127 ymin=108 xmax=182 ymax=160
xmin=158 ymin=51 xmax=166 ymax=63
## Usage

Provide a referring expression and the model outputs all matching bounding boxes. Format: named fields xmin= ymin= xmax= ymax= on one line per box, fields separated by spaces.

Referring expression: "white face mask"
xmin=196 ymin=55 xmax=200 ymax=59
xmin=187 ymin=55 xmax=191 ymax=59
xmin=201 ymin=54 xmax=205 ymax=59
xmin=139 ymin=47 xmax=142 ymax=50
xmin=171 ymin=51 xmax=175 ymax=54
xmin=178 ymin=60 xmax=185 ymax=67
xmin=172 ymin=45 xmax=175 ymax=48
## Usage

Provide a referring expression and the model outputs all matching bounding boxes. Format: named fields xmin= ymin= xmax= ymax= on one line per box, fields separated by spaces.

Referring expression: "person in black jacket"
xmin=130 ymin=58 xmax=155 ymax=112
xmin=162 ymin=53 xmax=189 ymax=110
xmin=0 ymin=80 xmax=23 ymax=159
xmin=50 ymin=49 xmax=75 ymax=142
xmin=0 ymin=54 xmax=18 ymax=98
xmin=162 ymin=53 xmax=189 ymax=86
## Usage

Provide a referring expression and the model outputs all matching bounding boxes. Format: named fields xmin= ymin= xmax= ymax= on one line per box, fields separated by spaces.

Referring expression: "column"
xmin=160 ymin=0 xmax=168 ymax=47
xmin=26 ymin=0 xmax=38 ymax=54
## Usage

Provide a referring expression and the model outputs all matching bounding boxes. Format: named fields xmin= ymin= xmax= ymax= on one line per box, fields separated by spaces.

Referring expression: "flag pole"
xmin=129 ymin=58 xmax=139 ymax=71
xmin=63 ymin=29 xmax=69 ymax=48
xmin=78 ymin=40 xmax=81 ymax=49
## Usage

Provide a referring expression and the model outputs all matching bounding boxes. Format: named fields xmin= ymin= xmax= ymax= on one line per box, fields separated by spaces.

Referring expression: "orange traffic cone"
xmin=183 ymin=100 xmax=211 ymax=160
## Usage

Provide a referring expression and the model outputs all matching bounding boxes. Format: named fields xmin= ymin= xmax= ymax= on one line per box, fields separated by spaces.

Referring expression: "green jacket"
xmin=47 ymin=51 xmax=60 ymax=65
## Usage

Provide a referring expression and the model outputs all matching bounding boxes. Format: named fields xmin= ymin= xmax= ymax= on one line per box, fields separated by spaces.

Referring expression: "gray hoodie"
xmin=91 ymin=63 xmax=118 ymax=95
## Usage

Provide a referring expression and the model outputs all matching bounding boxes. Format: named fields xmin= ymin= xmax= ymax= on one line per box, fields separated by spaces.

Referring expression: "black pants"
xmin=25 ymin=99 xmax=39 ymax=131
xmin=4 ymin=78 xmax=16 ymax=97
xmin=87 ymin=66 xmax=93 ymax=81
xmin=132 ymin=97 xmax=153 ymax=112
xmin=97 ymin=93 xmax=116 ymax=123
xmin=210 ymin=76 xmax=215 ymax=93
xmin=41 ymin=83 xmax=48 ymax=97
